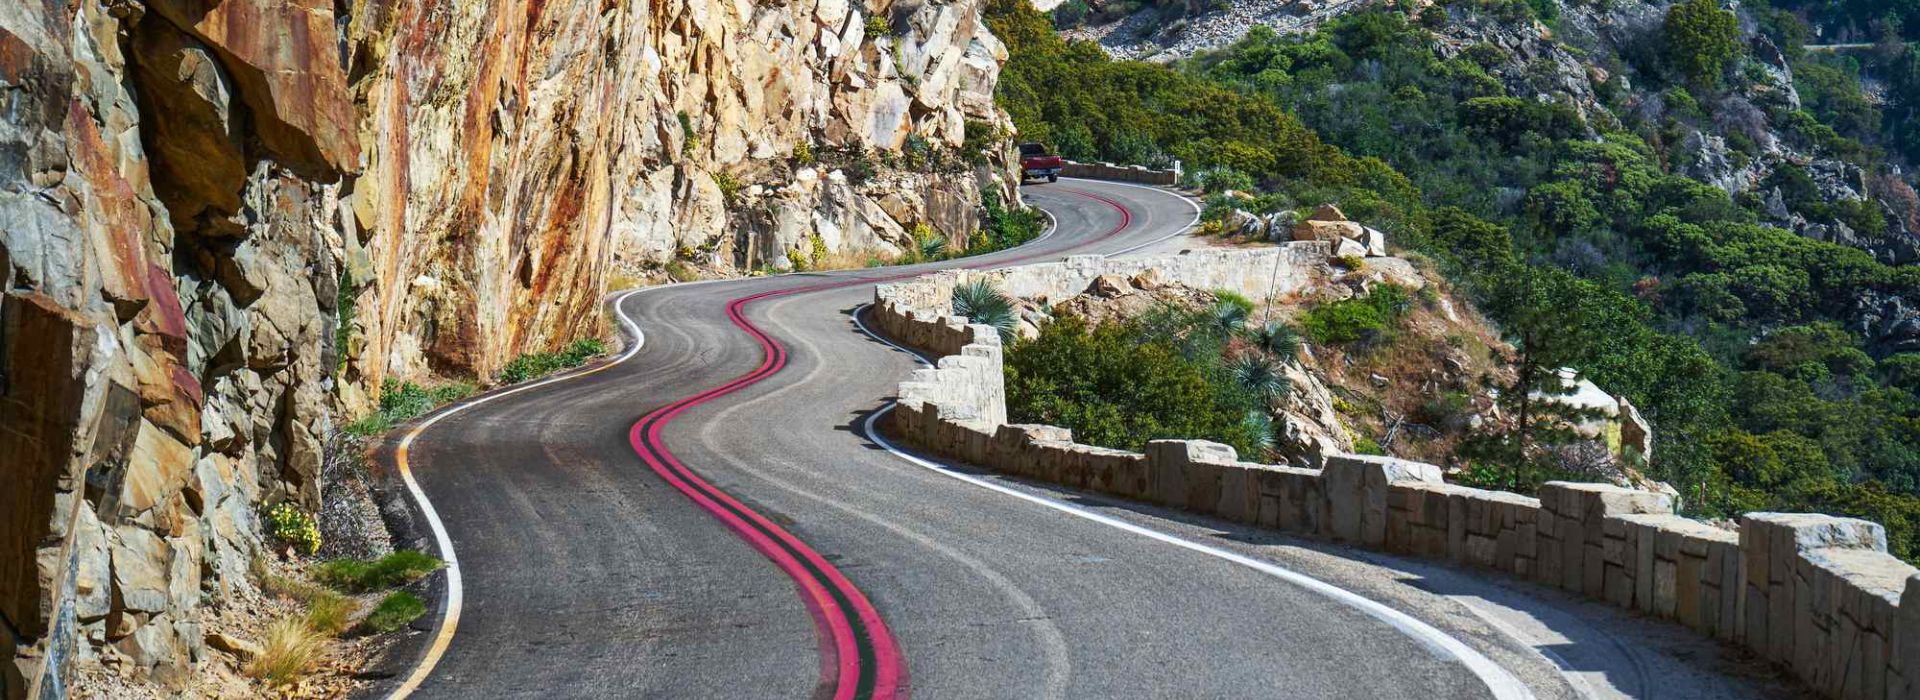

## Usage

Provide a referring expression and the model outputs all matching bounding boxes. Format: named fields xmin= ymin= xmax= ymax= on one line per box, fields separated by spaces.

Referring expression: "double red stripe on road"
xmin=625 ymin=187 xmax=1132 ymax=699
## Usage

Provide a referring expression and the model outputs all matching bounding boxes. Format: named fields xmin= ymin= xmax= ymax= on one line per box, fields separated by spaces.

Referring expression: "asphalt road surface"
xmin=382 ymin=179 xmax=1554 ymax=699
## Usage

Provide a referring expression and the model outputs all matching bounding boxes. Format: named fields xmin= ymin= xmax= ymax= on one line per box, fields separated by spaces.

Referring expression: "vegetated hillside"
xmin=988 ymin=0 xmax=1920 ymax=558
xmin=1001 ymin=248 xmax=1533 ymax=478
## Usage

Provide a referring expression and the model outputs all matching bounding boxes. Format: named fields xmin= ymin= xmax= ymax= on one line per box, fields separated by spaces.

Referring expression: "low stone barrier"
xmin=1058 ymin=160 xmax=1180 ymax=186
xmin=871 ymin=249 xmax=1920 ymax=700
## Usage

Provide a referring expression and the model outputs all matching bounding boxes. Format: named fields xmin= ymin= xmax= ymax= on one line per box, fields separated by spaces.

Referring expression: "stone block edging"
xmin=872 ymin=252 xmax=1920 ymax=700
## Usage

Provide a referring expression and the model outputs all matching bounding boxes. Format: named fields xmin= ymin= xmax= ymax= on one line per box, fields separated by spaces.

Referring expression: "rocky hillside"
xmin=1054 ymin=0 xmax=1918 ymax=265
xmin=0 ymin=0 xmax=1012 ymax=693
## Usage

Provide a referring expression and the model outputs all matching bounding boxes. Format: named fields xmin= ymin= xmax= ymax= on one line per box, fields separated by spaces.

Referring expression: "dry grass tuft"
xmin=247 ymin=618 xmax=325 ymax=686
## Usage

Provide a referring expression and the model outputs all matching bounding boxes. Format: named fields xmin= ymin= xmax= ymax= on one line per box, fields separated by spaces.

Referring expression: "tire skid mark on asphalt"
xmin=847 ymin=304 xmax=1537 ymax=700
xmin=384 ymin=276 xmax=735 ymax=700
xmin=694 ymin=292 xmax=1075 ymax=698
xmin=389 ymin=183 xmax=1141 ymax=700
xmin=613 ymin=185 xmax=1144 ymax=699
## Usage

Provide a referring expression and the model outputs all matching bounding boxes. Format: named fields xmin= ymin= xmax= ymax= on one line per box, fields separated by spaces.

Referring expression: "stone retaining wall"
xmin=1059 ymin=160 xmax=1181 ymax=185
xmin=870 ymin=250 xmax=1920 ymax=700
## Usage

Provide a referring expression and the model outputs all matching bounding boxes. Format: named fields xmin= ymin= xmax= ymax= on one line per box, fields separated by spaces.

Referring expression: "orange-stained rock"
xmin=143 ymin=0 xmax=358 ymax=174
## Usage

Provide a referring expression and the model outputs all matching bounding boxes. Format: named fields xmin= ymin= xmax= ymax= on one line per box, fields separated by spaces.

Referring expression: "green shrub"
xmin=1298 ymin=285 xmax=1411 ymax=345
xmin=266 ymin=503 xmax=322 ymax=556
xmin=969 ymin=189 xmax=1046 ymax=256
xmin=713 ymin=172 xmax=742 ymax=205
xmin=1005 ymin=315 xmax=1265 ymax=455
xmin=315 ymin=550 xmax=444 ymax=593
xmin=362 ymin=591 xmax=428 ymax=633
xmin=1663 ymin=0 xmax=1742 ymax=87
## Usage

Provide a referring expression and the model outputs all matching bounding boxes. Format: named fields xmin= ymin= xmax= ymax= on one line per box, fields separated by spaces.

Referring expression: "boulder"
xmin=1360 ymin=226 xmax=1387 ymax=256
xmin=1619 ymin=397 xmax=1653 ymax=461
xmin=1085 ymin=273 xmax=1134 ymax=298
xmin=205 ymin=631 xmax=261 ymax=658
xmin=1293 ymin=219 xmax=1364 ymax=243
xmin=1226 ymin=209 xmax=1258 ymax=234
xmin=1306 ymin=204 xmax=1347 ymax=222
xmin=1129 ymin=268 xmax=1165 ymax=291
xmin=1334 ymin=238 xmax=1368 ymax=259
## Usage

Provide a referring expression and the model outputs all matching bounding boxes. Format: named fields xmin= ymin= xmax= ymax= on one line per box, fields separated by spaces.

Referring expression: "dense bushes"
xmin=1298 ymin=285 xmax=1411 ymax=345
xmin=1006 ymin=313 xmax=1269 ymax=456
xmin=1663 ymin=0 xmax=1743 ymax=86
xmin=988 ymin=1 xmax=1920 ymax=556
xmin=990 ymin=0 xmax=1357 ymax=184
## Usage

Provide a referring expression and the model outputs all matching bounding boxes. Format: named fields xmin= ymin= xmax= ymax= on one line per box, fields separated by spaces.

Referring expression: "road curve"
xmin=381 ymin=179 xmax=1510 ymax=699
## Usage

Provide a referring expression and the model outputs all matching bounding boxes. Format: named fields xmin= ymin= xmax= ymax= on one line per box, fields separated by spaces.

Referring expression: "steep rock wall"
xmin=340 ymin=0 xmax=1012 ymax=395
xmin=1 ymin=0 xmax=1012 ymax=693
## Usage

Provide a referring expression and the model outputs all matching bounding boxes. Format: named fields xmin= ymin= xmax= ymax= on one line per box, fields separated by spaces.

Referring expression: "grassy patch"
xmin=344 ymin=378 xmax=478 ymax=436
xmin=361 ymin=591 xmax=428 ymax=633
xmin=1298 ymin=285 xmax=1411 ymax=346
xmin=496 ymin=338 xmax=608 ymax=384
xmin=314 ymin=550 xmax=444 ymax=593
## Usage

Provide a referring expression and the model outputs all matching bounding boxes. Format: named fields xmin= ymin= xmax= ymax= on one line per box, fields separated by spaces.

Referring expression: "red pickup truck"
xmin=1018 ymin=143 xmax=1062 ymax=183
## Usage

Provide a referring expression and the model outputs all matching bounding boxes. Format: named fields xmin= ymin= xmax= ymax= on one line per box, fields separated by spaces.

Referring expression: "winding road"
xmin=371 ymin=179 xmax=1777 ymax=699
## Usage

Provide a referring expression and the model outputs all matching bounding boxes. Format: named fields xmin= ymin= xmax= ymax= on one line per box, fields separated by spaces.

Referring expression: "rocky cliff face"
xmin=1 ymin=0 xmax=1011 ymax=692
xmin=340 ymin=0 xmax=1011 ymax=398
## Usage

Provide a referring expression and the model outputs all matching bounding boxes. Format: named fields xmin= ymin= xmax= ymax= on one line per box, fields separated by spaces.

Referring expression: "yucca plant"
xmin=951 ymin=279 xmax=1018 ymax=341
xmin=1240 ymin=410 xmax=1277 ymax=456
xmin=917 ymin=234 xmax=948 ymax=261
xmin=1208 ymin=299 xmax=1250 ymax=335
xmin=1244 ymin=320 xmax=1300 ymax=358
xmin=1230 ymin=354 xmax=1290 ymax=400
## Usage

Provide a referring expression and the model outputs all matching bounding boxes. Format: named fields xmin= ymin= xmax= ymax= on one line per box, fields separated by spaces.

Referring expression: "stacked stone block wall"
xmin=1058 ymin=161 xmax=1181 ymax=185
xmin=871 ymin=251 xmax=1920 ymax=700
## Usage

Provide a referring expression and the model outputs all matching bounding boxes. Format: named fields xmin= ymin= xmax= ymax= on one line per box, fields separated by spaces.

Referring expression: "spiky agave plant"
xmin=1240 ymin=410 xmax=1277 ymax=456
xmin=1230 ymin=354 xmax=1290 ymax=400
xmin=951 ymin=279 xmax=1017 ymax=341
xmin=918 ymin=234 xmax=948 ymax=261
xmin=1208 ymin=299 xmax=1250 ymax=335
xmin=1244 ymin=320 xmax=1300 ymax=358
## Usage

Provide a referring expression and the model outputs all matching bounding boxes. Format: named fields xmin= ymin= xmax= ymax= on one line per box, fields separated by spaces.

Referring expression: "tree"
xmin=1664 ymin=0 xmax=1743 ymax=87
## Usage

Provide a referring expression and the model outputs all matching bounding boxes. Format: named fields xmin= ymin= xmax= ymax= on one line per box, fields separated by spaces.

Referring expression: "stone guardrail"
xmin=1058 ymin=160 xmax=1181 ymax=186
xmin=870 ymin=250 xmax=1920 ymax=700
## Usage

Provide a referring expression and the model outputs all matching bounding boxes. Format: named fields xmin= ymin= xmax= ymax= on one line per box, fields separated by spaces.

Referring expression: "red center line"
xmin=624 ymin=187 xmax=1132 ymax=699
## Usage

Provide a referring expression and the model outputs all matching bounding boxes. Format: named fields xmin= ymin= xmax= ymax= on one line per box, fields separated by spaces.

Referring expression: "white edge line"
xmin=392 ymin=176 xmax=1248 ymax=697
xmin=386 ymin=186 xmax=1075 ymax=697
xmin=848 ymin=304 xmax=1535 ymax=700
xmin=1056 ymin=177 xmax=1203 ymax=257
xmin=383 ymin=278 xmax=732 ymax=700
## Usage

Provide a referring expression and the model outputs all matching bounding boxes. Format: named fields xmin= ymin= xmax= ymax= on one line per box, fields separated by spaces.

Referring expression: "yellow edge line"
xmin=382 ymin=282 xmax=711 ymax=699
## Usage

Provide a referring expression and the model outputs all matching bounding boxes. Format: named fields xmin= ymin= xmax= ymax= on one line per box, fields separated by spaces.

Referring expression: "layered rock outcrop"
xmin=2 ymin=0 xmax=1014 ymax=693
